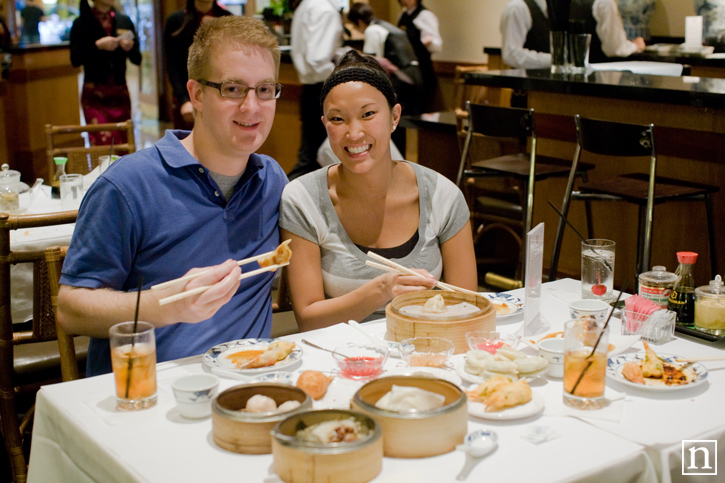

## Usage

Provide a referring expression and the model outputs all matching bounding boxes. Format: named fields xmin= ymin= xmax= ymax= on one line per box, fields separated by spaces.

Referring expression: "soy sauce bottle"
xmin=668 ymin=251 xmax=698 ymax=327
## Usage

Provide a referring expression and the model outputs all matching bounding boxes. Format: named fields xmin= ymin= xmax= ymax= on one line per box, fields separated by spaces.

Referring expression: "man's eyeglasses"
xmin=197 ymin=80 xmax=283 ymax=100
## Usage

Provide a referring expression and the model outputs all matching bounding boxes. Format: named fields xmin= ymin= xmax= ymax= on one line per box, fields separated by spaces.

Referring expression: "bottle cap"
xmin=676 ymin=251 xmax=698 ymax=264
xmin=53 ymin=157 xmax=68 ymax=165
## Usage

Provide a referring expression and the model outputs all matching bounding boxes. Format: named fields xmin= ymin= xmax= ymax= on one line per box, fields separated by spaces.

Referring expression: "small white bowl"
xmin=172 ymin=374 xmax=220 ymax=419
xmin=568 ymin=299 xmax=610 ymax=322
xmin=537 ymin=338 xmax=565 ymax=378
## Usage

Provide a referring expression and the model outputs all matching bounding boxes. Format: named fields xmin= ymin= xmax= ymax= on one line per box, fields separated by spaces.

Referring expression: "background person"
xmin=280 ymin=51 xmax=477 ymax=331
xmin=164 ymin=0 xmax=232 ymax=129
xmin=348 ymin=2 xmax=424 ymax=117
xmin=58 ymin=16 xmax=288 ymax=376
xmin=19 ymin=0 xmax=45 ymax=44
xmin=70 ymin=0 xmax=141 ymax=145
xmin=500 ymin=0 xmax=552 ymax=69
xmin=396 ymin=0 xmax=442 ymax=112
xmin=287 ymin=0 xmax=344 ymax=181
xmin=569 ymin=0 xmax=645 ymax=63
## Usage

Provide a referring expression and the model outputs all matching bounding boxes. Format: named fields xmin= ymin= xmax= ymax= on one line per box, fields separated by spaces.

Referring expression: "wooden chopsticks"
xmin=158 ymin=263 xmax=288 ymax=306
xmin=151 ymin=240 xmax=291 ymax=291
xmin=675 ymin=356 xmax=725 ymax=363
xmin=366 ymin=251 xmax=479 ymax=297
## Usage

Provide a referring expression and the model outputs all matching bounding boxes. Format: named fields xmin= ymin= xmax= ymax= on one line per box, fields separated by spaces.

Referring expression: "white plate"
xmin=381 ymin=366 xmax=463 ymax=386
xmin=203 ymin=339 xmax=302 ymax=375
xmin=607 ymin=352 xmax=708 ymax=392
xmin=454 ymin=359 xmax=547 ymax=384
xmin=468 ymin=392 xmax=544 ymax=420
xmin=480 ymin=293 xmax=524 ymax=318
xmin=303 ymin=373 xmax=364 ymax=409
xmin=531 ymin=332 xmax=639 ymax=358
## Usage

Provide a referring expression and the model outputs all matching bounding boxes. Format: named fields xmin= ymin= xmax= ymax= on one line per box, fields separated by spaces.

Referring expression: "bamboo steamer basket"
xmin=351 ymin=376 xmax=467 ymax=458
xmin=272 ymin=409 xmax=383 ymax=483
xmin=212 ymin=383 xmax=312 ymax=454
xmin=386 ymin=290 xmax=495 ymax=354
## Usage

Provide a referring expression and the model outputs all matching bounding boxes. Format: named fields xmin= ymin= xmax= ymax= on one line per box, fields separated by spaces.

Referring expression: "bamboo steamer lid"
xmin=386 ymin=290 xmax=495 ymax=354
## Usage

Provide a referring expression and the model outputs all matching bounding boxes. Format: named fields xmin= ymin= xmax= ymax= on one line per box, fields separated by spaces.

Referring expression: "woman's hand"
xmin=95 ymin=36 xmax=119 ymax=51
xmin=118 ymin=38 xmax=134 ymax=52
xmin=379 ymin=269 xmax=437 ymax=300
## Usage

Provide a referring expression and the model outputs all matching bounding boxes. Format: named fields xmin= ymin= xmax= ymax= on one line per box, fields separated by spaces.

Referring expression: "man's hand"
xmin=156 ymin=259 xmax=241 ymax=325
xmin=180 ymin=101 xmax=194 ymax=124
xmin=374 ymin=56 xmax=398 ymax=75
xmin=96 ymin=36 xmax=119 ymax=51
xmin=633 ymin=37 xmax=646 ymax=52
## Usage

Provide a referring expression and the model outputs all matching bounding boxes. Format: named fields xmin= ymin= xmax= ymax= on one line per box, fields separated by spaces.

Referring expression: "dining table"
xmin=26 ymin=279 xmax=725 ymax=483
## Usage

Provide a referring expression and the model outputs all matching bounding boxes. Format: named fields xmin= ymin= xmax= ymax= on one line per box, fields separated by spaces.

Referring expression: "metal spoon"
xmin=301 ymin=339 xmax=352 ymax=360
xmin=456 ymin=429 xmax=498 ymax=480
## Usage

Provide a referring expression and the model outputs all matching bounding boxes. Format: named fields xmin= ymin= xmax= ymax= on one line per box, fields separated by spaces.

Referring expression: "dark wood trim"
xmin=8 ymin=65 xmax=81 ymax=83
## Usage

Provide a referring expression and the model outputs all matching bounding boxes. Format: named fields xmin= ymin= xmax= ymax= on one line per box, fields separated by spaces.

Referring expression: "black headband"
xmin=320 ymin=66 xmax=396 ymax=109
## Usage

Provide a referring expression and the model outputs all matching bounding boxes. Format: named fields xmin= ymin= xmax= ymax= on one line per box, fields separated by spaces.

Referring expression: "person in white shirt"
xmin=500 ymin=0 xmax=552 ymax=69
xmin=570 ymin=0 xmax=645 ymax=63
xmin=396 ymin=0 xmax=442 ymax=110
xmin=288 ymin=0 xmax=343 ymax=180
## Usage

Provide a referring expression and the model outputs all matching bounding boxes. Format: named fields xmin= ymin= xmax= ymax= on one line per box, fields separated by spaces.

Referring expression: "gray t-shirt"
xmin=280 ymin=162 xmax=470 ymax=319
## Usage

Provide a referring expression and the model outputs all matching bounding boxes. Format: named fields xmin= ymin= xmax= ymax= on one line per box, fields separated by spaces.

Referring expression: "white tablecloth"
xmin=27 ymin=279 xmax=725 ymax=483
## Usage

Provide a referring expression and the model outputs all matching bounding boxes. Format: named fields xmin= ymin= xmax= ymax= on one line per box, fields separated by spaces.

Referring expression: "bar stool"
xmin=550 ymin=115 xmax=718 ymax=282
xmin=457 ymin=101 xmax=592 ymax=281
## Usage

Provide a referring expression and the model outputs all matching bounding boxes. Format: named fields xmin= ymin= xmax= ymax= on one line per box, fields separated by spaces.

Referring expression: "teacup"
xmin=568 ymin=299 xmax=610 ymax=322
xmin=171 ymin=374 xmax=220 ymax=419
xmin=537 ymin=338 xmax=565 ymax=378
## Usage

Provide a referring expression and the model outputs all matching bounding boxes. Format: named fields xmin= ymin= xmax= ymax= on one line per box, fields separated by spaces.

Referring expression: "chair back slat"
xmin=576 ymin=116 xmax=654 ymax=157
xmin=45 ymin=120 xmax=136 ymax=178
xmin=467 ymin=102 xmax=534 ymax=142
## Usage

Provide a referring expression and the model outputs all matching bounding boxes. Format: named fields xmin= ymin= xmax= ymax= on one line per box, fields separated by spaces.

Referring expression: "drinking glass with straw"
xmin=562 ymin=281 xmax=627 ymax=410
xmin=109 ymin=276 xmax=158 ymax=410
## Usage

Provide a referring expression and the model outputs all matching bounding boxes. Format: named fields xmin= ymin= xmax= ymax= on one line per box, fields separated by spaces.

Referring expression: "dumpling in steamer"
xmin=422 ymin=294 xmax=447 ymax=314
xmin=277 ymin=400 xmax=302 ymax=413
xmin=375 ymin=385 xmax=446 ymax=412
xmin=244 ymin=394 xmax=277 ymax=413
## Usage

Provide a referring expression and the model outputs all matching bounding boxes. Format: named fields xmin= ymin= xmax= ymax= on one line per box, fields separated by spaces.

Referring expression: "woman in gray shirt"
xmin=280 ymin=50 xmax=476 ymax=330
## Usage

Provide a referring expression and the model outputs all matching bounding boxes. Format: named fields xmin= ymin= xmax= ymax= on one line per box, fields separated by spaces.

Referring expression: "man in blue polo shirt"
xmin=57 ymin=16 xmax=288 ymax=376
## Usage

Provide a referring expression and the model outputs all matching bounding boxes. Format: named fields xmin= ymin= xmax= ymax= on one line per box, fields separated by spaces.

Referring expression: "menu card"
xmin=520 ymin=223 xmax=549 ymax=337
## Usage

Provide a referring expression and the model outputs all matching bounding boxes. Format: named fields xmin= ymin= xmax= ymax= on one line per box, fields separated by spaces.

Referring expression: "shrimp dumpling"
xmin=422 ymin=294 xmax=447 ymax=314
xmin=244 ymin=394 xmax=277 ymax=413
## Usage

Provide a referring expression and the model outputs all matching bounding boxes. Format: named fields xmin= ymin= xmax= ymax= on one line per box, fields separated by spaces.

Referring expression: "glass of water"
xmin=60 ymin=174 xmax=83 ymax=210
xmin=581 ymin=239 xmax=615 ymax=301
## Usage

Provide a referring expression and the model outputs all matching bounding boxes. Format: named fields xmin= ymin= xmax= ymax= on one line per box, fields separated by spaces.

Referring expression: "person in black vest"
xmin=569 ymin=0 xmax=644 ymax=63
xmin=396 ymin=0 xmax=441 ymax=112
xmin=500 ymin=0 xmax=552 ymax=69
xmin=164 ymin=0 xmax=232 ymax=129
xmin=348 ymin=2 xmax=424 ymax=118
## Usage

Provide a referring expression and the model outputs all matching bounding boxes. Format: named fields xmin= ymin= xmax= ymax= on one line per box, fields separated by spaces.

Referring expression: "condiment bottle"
xmin=668 ymin=251 xmax=698 ymax=327
xmin=53 ymin=157 xmax=67 ymax=184
xmin=695 ymin=275 xmax=725 ymax=335
xmin=638 ymin=266 xmax=677 ymax=309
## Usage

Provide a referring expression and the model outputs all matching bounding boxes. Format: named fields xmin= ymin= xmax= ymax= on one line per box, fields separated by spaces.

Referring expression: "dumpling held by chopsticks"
xmin=258 ymin=239 xmax=292 ymax=267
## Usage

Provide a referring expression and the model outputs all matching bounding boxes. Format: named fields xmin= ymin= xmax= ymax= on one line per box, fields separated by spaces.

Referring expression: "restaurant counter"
xmin=26 ymin=279 xmax=725 ymax=483
xmin=463 ymin=68 xmax=725 ymax=285
xmin=483 ymin=46 xmax=725 ymax=79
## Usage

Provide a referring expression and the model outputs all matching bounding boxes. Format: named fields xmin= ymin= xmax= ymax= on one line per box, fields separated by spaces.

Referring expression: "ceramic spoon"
xmin=456 ymin=429 xmax=498 ymax=480
xmin=346 ymin=320 xmax=394 ymax=355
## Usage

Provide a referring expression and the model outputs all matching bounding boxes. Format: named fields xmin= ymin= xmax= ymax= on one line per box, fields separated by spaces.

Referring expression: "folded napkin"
xmin=84 ymin=366 xmax=191 ymax=427
xmin=543 ymin=384 xmax=627 ymax=422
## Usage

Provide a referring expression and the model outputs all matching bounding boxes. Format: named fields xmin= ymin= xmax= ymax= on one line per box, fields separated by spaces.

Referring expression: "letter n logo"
xmin=682 ymin=440 xmax=717 ymax=476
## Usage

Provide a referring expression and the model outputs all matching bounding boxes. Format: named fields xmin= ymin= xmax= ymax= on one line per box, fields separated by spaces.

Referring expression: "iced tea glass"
xmin=109 ymin=321 xmax=158 ymax=410
xmin=563 ymin=318 xmax=608 ymax=410
xmin=581 ymin=239 xmax=615 ymax=301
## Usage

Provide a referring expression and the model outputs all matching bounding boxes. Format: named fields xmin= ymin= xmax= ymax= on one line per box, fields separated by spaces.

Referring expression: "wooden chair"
xmin=457 ymin=102 xmax=592 ymax=283
xmin=452 ymin=65 xmax=488 ymax=133
xmin=45 ymin=120 xmax=135 ymax=180
xmin=0 ymin=212 xmax=83 ymax=483
xmin=550 ymin=115 xmax=719 ymax=283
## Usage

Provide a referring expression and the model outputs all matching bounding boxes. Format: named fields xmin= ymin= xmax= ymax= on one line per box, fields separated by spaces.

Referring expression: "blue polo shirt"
xmin=61 ymin=130 xmax=288 ymax=376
